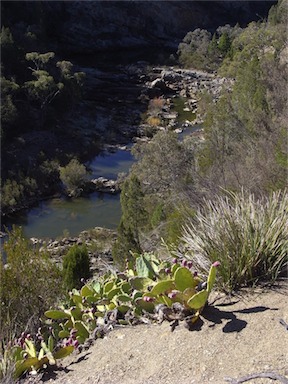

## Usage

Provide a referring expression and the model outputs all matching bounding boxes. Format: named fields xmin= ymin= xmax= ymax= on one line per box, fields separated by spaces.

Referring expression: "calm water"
xmin=88 ymin=147 xmax=134 ymax=179
xmin=4 ymin=148 xmax=134 ymax=239
xmin=8 ymin=194 xmax=122 ymax=239
xmin=4 ymin=127 xmax=199 ymax=240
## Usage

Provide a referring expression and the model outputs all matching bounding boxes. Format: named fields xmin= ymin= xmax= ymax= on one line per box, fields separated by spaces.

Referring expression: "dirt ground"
xmin=22 ymin=280 xmax=288 ymax=384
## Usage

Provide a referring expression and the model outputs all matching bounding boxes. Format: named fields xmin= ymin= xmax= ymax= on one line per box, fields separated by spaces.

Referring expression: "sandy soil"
xmin=22 ymin=281 xmax=288 ymax=384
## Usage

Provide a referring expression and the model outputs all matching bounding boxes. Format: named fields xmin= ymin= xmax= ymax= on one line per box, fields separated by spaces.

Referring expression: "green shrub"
xmin=112 ymin=220 xmax=142 ymax=269
xmin=59 ymin=158 xmax=87 ymax=196
xmin=150 ymin=203 xmax=166 ymax=229
xmin=181 ymin=190 xmax=288 ymax=291
xmin=0 ymin=227 xmax=63 ymax=343
xmin=62 ymin=245 xmax=91 ymax=290
xmin=112 ymin=175 xmax=147 ymax=268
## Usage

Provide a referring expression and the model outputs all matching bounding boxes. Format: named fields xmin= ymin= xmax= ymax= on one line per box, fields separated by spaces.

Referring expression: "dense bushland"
xmin=177 ymin=25 xmax=240 ymax=71
xmin=0 ymin=19 xmax=86 ymax=215
xmin=115 ymin=0 xmax=287 ymax=273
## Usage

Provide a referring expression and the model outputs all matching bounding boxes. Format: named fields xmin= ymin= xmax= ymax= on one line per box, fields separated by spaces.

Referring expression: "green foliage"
xmin=113 ymin=175 xmax=147 ymax=267
xmin=62 ymin=245 xmax=91 ymax=290
xmin=177 ymin=25 xmax=241 ymax=71
xmin=59 ymin=158 xmax=88 ymax=196
xmin=182 ymin=190 xmax=288 ymax=292
xmin=25 ymin=52 xmax=55 ymax=69
xmin=232 ymin=55 xmax=268 ymax=131
xmin=199 ymin=14 xmax=287 ymax=194
xmin=1 ymin=24 xmax=86 ymax=215
xmin=165 ymin=208 xmax=190 ymax=246
xmin=132 ymin=131 xmax=193 ymax=195
xmin=23 ymin=51 xmax=85 ymax=116
xmin=112 ymin=220 xmax=142 ymax=268
xmin=0 ymin=77 xmax=19 ymax=128
xmin=1 ymin=179 xmax=24 ymax=209
xmin=218 ymin=32 xmax=231 ymax=54
xmin=13 ymin=337 xmax=73 ymax=379
xmin=268 ymin=0 xmax=288 ymax=25
xmin=0 ymin=227 xmax=63 ymax=344
xmin=120 ymin=175 xmax=147 ymax=240
xmin=0 ymin=249 xmax=218 ymax=380
xmin=219 ymin=19 xmax=285 ymax=78
xmin=1 ymin=159 xmax=60 ymax=215
xmin=150 ymin=202 xmax=166 ymax=228
xmin=177 ymin=28 xmax=213 ymax=70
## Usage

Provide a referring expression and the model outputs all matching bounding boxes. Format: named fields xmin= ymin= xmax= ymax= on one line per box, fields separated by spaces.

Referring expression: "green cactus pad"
xmin=129 ymin=276 xmax=154 ymax=291
xmin=14 ymin=357 xmax=42 ymax=378
xmin=107 ymin=302 xmax=116 ymax=310
xmin=92 ymin=281 xmax=101 ymax=294
xmin=132 ymin=290 xmax=143 ymax=301
xmin=58 ymin=330 xmax=70 ymax=338
xmin=183 ymin=287 xmax=197 ymax=301
xmin=71 ymin=294 xmax=82 ymax=304
xmin=117 ymin=304 xmax=130 ymax=314
xmin=174 ymin=267 xmax=196 ymax=292
xmin=53 ymin=346 xmax=74 ymax=359
xmin=40 ymin=341 xmax=55 ymax=365
xmin=64 ymin=318 xmax=73 ymax=329
xmin=107 ymin=287 xmax=121 ymax=300
xmin=80 ymin=285 xmax=95 ymax=297
xmin=104 ymin=281 xmax=115 ymax=294
xmin=135 ymin=298 xmax=155 ymax=313
xmin=116 ymin=294 xmax=131 ymax=302
xmin=136 ymin=254 xmax=156 ymax=278
xmin=207 ymin=264 xmax=217 ymax=293
xmin=121 ymin=281 xmax=132 ymax=294
xmin=171 ymin=263 xmax=181 ymax=274
xmin=70 ymin=307 xmax=82 ymax=320
xmin=157 ymin=294 xmax=173 ymax=307
xmin=76 ymin=335 xmax=86 ymax=344
xmin=24 ymin=339 xmax=37 ymax=357
xmin=48 ymin=336 xmax=54 ymax=352
xmin=86 ymin=295 xmax=100 ymax=304
xmin=74 ymin=320 xmax=89 ymax=339
xmin=44 ymin=310 xmax=71 ymax=320
xmin=187 ymin=290 xmax=208 ymax=310
xmin=150 ymin=280 xmax=175 ymax=296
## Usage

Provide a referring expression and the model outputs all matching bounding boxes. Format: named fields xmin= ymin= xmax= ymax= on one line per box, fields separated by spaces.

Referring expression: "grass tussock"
xmin=181 ymin=190 xmax=288 ymax=292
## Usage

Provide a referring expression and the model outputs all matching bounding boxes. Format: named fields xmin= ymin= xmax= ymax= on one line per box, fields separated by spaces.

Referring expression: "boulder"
xmin=90 ymin=177 xmax=120 ymax=194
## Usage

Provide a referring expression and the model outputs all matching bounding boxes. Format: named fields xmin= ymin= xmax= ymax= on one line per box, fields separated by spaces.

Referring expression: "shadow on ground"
xmin=199 ymin=305 xmax=278 ymax=333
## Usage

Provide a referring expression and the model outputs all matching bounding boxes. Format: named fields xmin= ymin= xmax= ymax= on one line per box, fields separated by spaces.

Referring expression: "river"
xmin=3 ymin=147 xmax=134 ymax=239
xmin=3 ymin=49 xmax=199 ymax=240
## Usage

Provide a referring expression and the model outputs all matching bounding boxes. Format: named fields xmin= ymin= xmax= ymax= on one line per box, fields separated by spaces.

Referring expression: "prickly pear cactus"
xmin=10 ymin=253 xmax=220 ymax=379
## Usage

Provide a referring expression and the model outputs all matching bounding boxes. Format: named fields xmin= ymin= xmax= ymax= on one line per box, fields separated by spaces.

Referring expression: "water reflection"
xmin=5 ymin=193 xmax=122 ymax=240
xmin=3 ymin=129 xmax=200 ymax=240
xmin=88 ymin=147 xmax=134 ymax=179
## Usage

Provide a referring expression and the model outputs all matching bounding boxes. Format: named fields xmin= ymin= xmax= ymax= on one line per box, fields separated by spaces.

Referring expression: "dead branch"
xmin=224 ymin=371 xmax=288 ymax=384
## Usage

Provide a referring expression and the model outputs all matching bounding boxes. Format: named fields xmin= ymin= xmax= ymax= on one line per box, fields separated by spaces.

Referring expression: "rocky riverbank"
xmin=2 ymin=61 xmax=232 ymax=228
xmin=15 ymin=62 xmax=232 ymax=268
xmin=30 ymin=227 xmax=117 ymax=275
xmin=143 ymin=66 xmax=233 ymax=127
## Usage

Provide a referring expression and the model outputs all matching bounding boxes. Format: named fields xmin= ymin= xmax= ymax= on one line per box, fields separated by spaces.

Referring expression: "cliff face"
xmin=10 ymin=1 xmax=275 ymax=55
